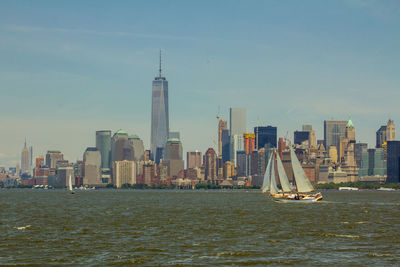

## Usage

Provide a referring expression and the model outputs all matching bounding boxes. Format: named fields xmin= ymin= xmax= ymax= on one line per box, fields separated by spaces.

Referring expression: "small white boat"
xmin=262 ymin=146 xmax=323 ymax=203
xmin=339 ymin=187 xmax=359 ymax=191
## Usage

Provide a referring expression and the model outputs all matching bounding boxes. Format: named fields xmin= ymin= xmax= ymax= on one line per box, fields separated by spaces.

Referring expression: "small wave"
xmin=323 ymin=233 xmax=360 ymax=238
xmin=367 ymin=253 xmax=393 ymax=258
xmin=14 ymin=225 xmax=31 ymax=230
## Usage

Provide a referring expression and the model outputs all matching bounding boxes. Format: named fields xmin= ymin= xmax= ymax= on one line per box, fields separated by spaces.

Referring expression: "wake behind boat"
xmin=262 ymin=146 xmax=322 ymax=203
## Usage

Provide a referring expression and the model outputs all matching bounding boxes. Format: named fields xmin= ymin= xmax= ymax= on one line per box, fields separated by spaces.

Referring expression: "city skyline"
xmin=1 ymin=0 xmax=400 ymax=167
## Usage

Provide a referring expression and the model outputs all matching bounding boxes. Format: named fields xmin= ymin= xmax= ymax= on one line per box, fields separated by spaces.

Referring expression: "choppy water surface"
xmin=1 ymin=190 xmax=399 ymax=266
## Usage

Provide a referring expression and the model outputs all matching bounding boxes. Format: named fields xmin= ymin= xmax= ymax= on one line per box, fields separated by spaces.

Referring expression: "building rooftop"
xmin=129 ymin=135 xmax=140 ymax=139
xmin=167 ymin=138 xmax=181 ymax=143
xmin=115 ymin=129 xmax=128 ymax=135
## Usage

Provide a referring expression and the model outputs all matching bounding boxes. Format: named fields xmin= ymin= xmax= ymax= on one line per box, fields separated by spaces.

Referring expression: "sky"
xmin=0 ymin=0 xmax=399 ymax=168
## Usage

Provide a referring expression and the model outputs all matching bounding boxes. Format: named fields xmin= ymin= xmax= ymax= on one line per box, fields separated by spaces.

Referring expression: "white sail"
xmin=269 ymin=152 xmax=279 ymax=194
xmin=276 ymin=151 xmax=292 ymax=193
xmin=262 ymin=153 xmax=273 ymax=193
xmin=69 ymin=174 xmax=73 ymax=191
xmin=290 ymin=147 xmax=314 ymax=193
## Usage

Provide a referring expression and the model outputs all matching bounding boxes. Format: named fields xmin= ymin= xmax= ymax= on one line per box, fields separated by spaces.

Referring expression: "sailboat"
xmin=69 ymin=174 xmax=75 ymax=194
xmin=262 ymin=147 xmax=322 ymax=203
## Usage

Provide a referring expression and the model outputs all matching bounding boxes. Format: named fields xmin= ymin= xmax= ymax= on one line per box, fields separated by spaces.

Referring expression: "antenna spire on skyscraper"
xmin=159 ymin=49 xmax=162 ymax=78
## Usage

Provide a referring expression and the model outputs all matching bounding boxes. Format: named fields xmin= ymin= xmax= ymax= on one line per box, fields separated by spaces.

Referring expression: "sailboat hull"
xmin=273 ymin=193 xmax=323 ymax=203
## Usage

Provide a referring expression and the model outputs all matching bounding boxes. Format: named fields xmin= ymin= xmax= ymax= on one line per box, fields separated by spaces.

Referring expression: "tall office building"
xmin=254 ymin=126 xmax=277 ymax=149
xmin=387 ymin=141 xmax=400 ymax=183
xmin=243 ymin=133 xmax=255 ymax=155
xmin=324 ymin=120 xmax=347 ymax=154
xmin=96 ymin=130 xmax=112 ymax=169
xmin=376 ymin=125 xmax=387 ymax=148
xmin=21 ymin=140 xmax=30 ymax=175
xmin=111 ymin=129 xmax=129 ymax=162
xmin=164 ymin=138 xmax=184 ymax=177
xmin=205 ymin=148 xmax=217 ymax=181
xmin=128 ymin=135 xmax=145 ymax=161
xmin=113 ymin=160 xmax=136 ymax=188
xmin=358 ymin=148 xmax=386 ymax=178
xmin=221 ymin=129 xmax=230 ymax=163
xmin=187 ymin=151 xmax=202 ymax=169
xmin=294 ymin=131 xmax=310 ymax=145
xmin=236 ymin=150 xmax=247 ymax=177
xmin=151 ymin=51 xmax=169 ymax=163
xmin=218 ymin=119 xmax=227 ymax=156
xmin=386 ymin=119 xmax=395 ymax=141
xmin=83 ymin=147 xmax=102 ymax=186
xmin=230 ymin=134 xmax=244 ymax=166
xmin=354 ymin=143 xmax=368 ymax=168
xmin=230 ymin=108 xmax=246 ymax=136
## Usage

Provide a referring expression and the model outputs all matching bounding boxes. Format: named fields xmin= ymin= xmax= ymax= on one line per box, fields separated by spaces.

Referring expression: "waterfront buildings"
xmin=83 ymin=147 xmax=102 ymax=186
xmin=151 ymin=53 xmax=169 ymax=163
xmin=254 ymin=126 xmax=277 ymax=149
xmin=221 ymin=129 xmax=230 ymax=163
xmin=96 ymin=130 xmax=112 ymax=169
xmin=387 ymin=140 xmax=400 ymax=183
xmin=354 ymin=143 xmax=368 ymax=168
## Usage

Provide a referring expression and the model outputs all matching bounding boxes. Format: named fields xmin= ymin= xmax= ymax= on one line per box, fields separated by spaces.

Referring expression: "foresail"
xmin=262 ymin=153 xmax=272 ymax=193
xmin=270 ymin=152 xmax=279 ymax=195
xmin=276 ymin=152 xmax=292 ymax=192
xmin=290 ymin=147 xmax=314 ymax=193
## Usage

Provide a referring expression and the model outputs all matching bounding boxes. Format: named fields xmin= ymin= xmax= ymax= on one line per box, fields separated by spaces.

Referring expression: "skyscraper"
xmin=376 ymin=125 xmax=387 ymax=148
xmin=21 ymin=140 xmax=30 ymax=175
xmin=164 ymin=138 xmax=184 ymax=177
xmin=386 ymin=119 xmax=395 ymax=141
xmin=83 ymin=147 xmax=102 ymax=186
xmin=243 ymin=133 xmax=255 ymax=155
xmin=205 ymin=148 xmax=217 ymax=181
xmin=111 ymin=129 xmax=129 ymax=162
xmin=96 ymin=130 xmax=112 ymax=169
xmin=151 ymin=51 xmax=169 ymax=163
xmin=387 ymin=141 xmax=400 ymax=183
xmin=221 ymin=129 xmax=230 ymax=163
xmin=113 ymin=160 xmax=136 ymax=188
xmin=128 ymin=135 xmax=145 ymax=161
xmin=254 ymin=126 xmax=277 ymax=149
xmin=324 ymin=120 xmax=347 ymax=154
xmin=229 ymin=108 xmax=246 ymax=136
xmin=187 ymin=151 xmax=202 ymax=169
xmin=218 ymin=119 xmax=227 ymax=156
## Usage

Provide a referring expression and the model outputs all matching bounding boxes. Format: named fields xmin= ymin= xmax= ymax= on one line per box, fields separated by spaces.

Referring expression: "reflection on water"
xmin=0 ymin=190 xmax=399 ymax=265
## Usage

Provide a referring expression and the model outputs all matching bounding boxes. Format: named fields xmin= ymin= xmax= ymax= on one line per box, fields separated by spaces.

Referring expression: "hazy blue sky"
xmin=1 ymin=0 xmax=399 ymax=167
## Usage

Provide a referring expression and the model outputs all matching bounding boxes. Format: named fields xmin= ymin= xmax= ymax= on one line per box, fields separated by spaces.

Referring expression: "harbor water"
xmin=0 ymin=190 xmax=399 ymax=265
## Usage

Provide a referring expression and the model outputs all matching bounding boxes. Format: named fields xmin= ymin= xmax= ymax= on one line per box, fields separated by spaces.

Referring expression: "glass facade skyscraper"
xmin=151 ymin=55 xmax=169 ymax=163
xmin=254 ymin=126 xmax=277 ymax=149
xmin=96 ymin=130 xmax=111 ymax=169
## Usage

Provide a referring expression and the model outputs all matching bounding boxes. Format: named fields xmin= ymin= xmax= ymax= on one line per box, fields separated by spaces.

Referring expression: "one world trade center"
xmin=151 ymin=51 xmax=169 ymax=163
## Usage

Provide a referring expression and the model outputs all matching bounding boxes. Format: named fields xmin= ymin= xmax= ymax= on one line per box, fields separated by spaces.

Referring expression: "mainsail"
xmin=269 ymin=153 xmax=279 ymax=195
xmin=290 ymin=147 xmax=314 ymax=193
xmin=262 ymin=153 xmax=273 ymax=193
xmin=69 ymin=174 xmax=73 ymax=191
xmin=276 ymin=152 xmax=292 ymax=193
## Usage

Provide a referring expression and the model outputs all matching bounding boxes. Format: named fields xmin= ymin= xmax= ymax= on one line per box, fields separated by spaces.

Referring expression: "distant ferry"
xmin=339 ymin=187 xmax=359 ymax=191
xmin=377 ymin=187 xmax=395 ymax=191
